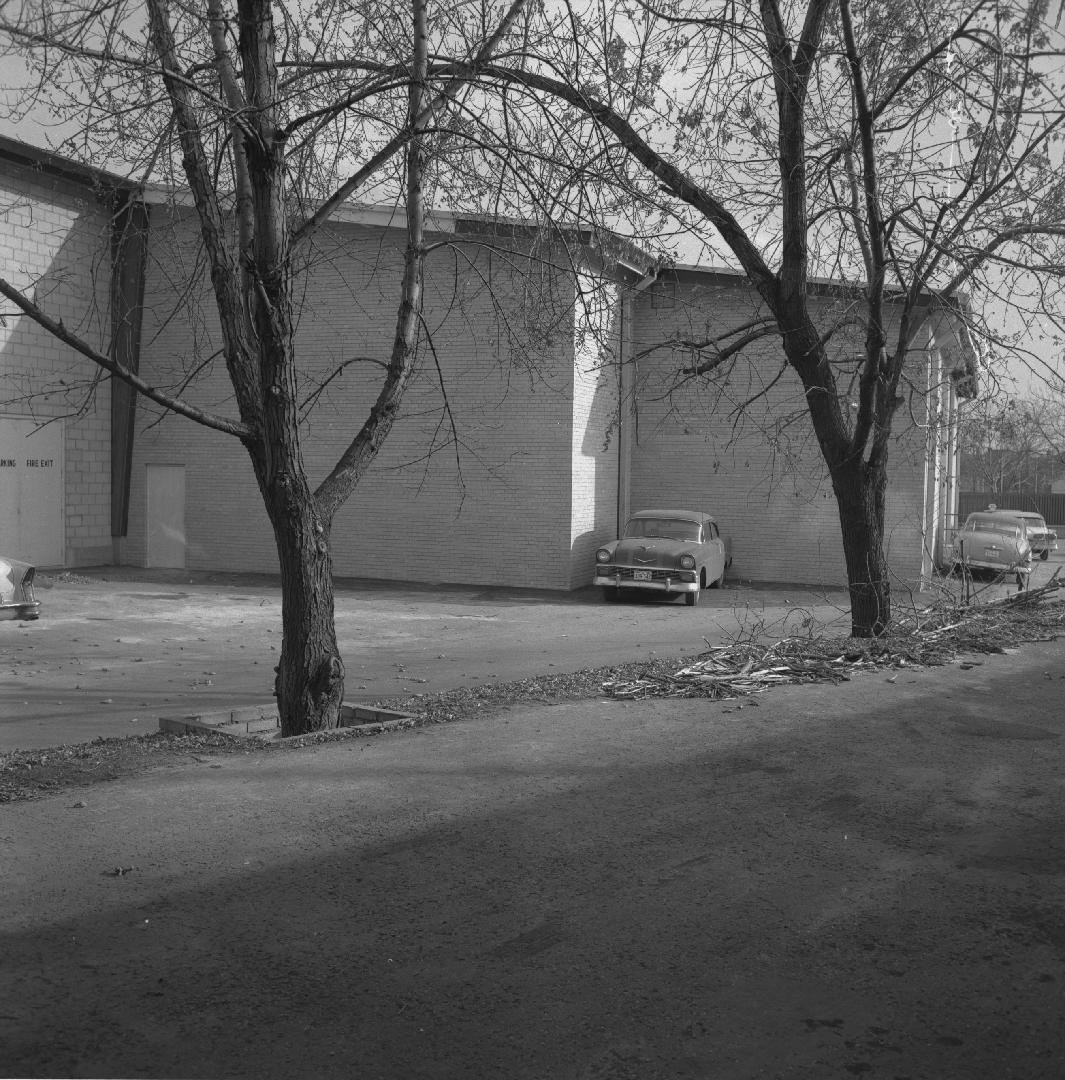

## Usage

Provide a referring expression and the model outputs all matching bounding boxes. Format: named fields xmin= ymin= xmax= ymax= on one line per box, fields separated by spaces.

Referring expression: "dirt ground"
xmin=4 ymin=561 xmax=1057 ymax=752
xmin=2 ymin=571 xmax=1064 ymax=1078
xmin=2 ymin=569 xmax=866 ymax=751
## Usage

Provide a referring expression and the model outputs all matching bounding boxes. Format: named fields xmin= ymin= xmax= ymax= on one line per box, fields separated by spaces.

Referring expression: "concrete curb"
xmin=158 ymin=704 xmax=415 ymax=742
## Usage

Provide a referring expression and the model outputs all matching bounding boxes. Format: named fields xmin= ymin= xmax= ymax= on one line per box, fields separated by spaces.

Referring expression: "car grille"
xmin=609 ymin=566 xmax=677 ymax=582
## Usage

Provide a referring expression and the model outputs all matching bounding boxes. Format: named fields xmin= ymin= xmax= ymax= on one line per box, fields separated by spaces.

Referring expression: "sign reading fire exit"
xmin=0 ymin=417 xmax=64 ymax=565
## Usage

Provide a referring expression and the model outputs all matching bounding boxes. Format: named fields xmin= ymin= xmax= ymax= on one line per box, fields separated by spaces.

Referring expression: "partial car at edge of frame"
xmin=0 ymin=556 xmax=40 ymax=620
xmin=1008 ymin=510 xmax=1058 ymax=560
xmin=594 ymin=508 xmax=732 ymax=607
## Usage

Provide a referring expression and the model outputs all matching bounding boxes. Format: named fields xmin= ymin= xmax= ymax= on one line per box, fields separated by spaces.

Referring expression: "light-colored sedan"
xmin=594 ymin=509 xmax=732 ymax=606
xmin=951 ymin=511 xmax=1032 ymax=581
xmin=1010 ymin=511 xmax=1057 ymax=560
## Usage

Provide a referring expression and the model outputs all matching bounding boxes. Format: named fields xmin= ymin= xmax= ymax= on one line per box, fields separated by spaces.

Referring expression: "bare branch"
xmin=291 ymin=0 xmax=530 ymax=247
xmin=0 ymin=274 xmax=250 ymax=437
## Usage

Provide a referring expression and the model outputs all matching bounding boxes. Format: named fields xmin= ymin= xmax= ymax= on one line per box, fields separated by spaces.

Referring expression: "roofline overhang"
xmin=140 ymin=184 xmax=656 ymax=279
xmin=0 ymin=133 xmax=139 ymax=197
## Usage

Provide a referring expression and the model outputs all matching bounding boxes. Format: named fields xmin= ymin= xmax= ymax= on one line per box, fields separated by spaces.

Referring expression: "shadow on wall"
xmin=0 ymin=183 xmax=112 ymax=566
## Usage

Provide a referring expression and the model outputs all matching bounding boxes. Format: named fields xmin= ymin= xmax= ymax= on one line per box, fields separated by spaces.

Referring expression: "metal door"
xmin=146 ymin=464 xmax=186 ymax=568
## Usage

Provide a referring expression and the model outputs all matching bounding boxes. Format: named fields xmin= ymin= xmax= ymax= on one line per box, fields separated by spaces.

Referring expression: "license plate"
xmin=633 ymin=570 xmax=652 ymax=581
xmin=984 ymin=547 xmax=999 ymax=557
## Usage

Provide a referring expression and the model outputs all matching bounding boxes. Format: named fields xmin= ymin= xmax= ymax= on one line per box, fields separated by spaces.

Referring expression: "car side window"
xmin=706 ymin=522 xmax=717 ymax=541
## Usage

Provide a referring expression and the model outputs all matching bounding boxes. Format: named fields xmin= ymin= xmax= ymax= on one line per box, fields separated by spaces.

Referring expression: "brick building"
xmin=1 ymin=136 xmax=974 ymax=590
xmin=0 ymin=137 xmax=120 ymax=568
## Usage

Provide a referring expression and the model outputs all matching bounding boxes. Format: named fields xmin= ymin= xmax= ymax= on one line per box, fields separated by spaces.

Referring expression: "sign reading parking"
xmin=0 ymin=418 xmax=64 ymax=565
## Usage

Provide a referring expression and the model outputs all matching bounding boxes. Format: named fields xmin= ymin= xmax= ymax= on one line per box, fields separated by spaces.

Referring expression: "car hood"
xmin=612 ymin=538 xmax=695 ymax=565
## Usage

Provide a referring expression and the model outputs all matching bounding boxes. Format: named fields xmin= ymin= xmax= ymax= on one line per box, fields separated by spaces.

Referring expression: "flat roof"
xmin=0 ymin=133 xmax=135 ymax=194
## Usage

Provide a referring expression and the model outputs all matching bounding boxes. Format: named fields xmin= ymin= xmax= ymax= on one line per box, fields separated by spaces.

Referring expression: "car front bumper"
xmin=952 ymin=555 xmax=1032 ymax=574
xmin=595 ymin=567 xmax=699 ymax=593
xmin=0 ymin=601 xmax=40 ymax=620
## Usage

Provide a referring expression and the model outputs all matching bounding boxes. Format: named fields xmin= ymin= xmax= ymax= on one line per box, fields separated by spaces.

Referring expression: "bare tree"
xmin=0 ymin=0 xmax=529 ymax=734
xmin=961 ymin=392 xmax=1065 ymax=491
xmin=3 ymin=0 xmax=1063 ymax=684
xmin=436 ymin=0 xmax=1065 ymax=635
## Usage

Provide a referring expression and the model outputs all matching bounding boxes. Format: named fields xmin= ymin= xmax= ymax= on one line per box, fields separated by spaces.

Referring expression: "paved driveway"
xmin=2 ymin=554 xmax=1061 ymax=751
xmin=3 ymin=571 xmax=856 ymax=750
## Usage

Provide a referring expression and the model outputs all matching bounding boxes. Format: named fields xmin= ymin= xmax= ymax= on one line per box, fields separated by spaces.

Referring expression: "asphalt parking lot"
xmin=2 ymin=554 xmax=1061 ymax=751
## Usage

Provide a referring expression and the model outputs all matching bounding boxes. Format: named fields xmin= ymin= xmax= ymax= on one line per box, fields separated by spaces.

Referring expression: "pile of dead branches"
xmin=602 ymin=640 xmax=867 ymax=700
xmin=602 ymin=576 xmax=1065 ymax=702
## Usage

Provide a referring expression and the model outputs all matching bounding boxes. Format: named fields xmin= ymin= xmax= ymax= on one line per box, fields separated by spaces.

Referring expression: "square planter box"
xmin=159 ymin=703 xmax=413 ymax=740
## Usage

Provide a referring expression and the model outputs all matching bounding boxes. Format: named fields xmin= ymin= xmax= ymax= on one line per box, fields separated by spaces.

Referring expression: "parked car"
xmin=951 ymin=511 xmax=1032 ymax=581
xmin=1009 ymin=510 xmax=1057 ymax=560
xmin=594 ymin=509 xmax=732 ymax=606
xmin=0 ymin=556 xmax=40 ymax=620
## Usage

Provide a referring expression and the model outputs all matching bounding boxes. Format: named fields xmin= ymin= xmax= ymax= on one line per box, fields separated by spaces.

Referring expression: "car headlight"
xmin=678 ymin=553 xmax=696 ymax=570
xmin=595 ymin=548 xmax=612 ymax=563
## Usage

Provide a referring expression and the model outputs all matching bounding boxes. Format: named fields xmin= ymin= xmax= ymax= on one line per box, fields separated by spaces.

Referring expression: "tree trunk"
xmin=832 ymin=459 xmax=890 ymax=638
xmin=261 ymin=472 xmax=345 ymax=735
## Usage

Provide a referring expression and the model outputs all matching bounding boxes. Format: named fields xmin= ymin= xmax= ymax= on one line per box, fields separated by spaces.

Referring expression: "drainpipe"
xmin=920 ymin=328 xmax=934 ymax=586
xmin=929 ymin=344 xmax=945 ymax=575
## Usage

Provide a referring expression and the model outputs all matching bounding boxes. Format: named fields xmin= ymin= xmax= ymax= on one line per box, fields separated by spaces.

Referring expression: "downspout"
xmin=945 ymin=380 xmax=961 ymax=555
xmin=920 ymin=327 xmax=934 ymax=586
xmin=929 ymin=343 xmax=945 ymax=575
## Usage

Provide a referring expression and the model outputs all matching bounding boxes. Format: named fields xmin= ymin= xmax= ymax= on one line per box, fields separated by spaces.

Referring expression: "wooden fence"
xmin=958 ymin=492 xmax=1065 ymax=528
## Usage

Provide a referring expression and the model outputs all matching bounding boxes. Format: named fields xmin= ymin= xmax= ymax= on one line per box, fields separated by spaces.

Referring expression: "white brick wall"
xmin=0 ymin=157 xmax=113 ymax=565
xmin=121 ymin=214 xmax=954 ymax=592
xmin=125 ymin=211 xmax=607 ymax=588
xmin=569 ymin=275 xmax=621 ymax=588
xmin=628 ymin=272 xmax=940 ymax=588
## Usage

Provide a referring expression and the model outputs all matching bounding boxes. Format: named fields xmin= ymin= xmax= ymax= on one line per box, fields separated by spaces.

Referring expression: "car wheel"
xmin=685 ymin=588 xmax=700 ymax=606
xmin=1041 ymin=550 xmax=1050 ymax=560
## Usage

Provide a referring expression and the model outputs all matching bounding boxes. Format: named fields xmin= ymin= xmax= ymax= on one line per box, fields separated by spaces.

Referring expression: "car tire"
xmin=1041 ymin=550 xmax=1050 ymax=560
xmin=685 ymin=587 xmax=700 ymax=606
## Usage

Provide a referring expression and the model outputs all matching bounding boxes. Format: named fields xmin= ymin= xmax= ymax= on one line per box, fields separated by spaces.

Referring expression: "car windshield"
xmin=624 ymin=518 xmax=702 ymax=542
xmin=963 ymin=515 xmax=1022 ymax=539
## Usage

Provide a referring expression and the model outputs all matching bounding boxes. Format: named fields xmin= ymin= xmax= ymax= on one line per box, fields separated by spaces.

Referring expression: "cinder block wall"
xmin=628 ymin=271 xmax=932 ymax=588
xmin=0 ymin=158 xmax=113 ymax=565
xmin=125 ymin=210 xmax=601 ymax=588
xmin=569 ymin=277 xmax=621 ymax=588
